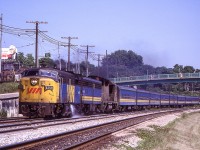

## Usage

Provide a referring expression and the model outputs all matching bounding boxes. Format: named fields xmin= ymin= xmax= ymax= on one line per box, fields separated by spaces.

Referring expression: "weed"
xmin=133 ymin=124 xmax=173 ymax=150
xmin=113 ymin=144 xmax=133 ymax=150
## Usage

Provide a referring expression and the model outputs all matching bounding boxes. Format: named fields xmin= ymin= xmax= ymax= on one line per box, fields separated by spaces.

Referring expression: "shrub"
xmin=0 ymin=82 xmax=18 ymax=94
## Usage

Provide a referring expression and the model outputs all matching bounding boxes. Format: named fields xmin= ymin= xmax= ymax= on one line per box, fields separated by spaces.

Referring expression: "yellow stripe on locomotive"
xmin=19 ymin=77 xmax=59 ymax=103
xmin=67 ymin=84 xmax=75 ymax=103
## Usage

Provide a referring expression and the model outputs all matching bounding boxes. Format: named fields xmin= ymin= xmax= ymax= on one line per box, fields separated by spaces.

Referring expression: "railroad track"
xmin=0 ymin=109 xmax=185 ymax=150
xmin=0 ymin=110 xmax=157 ymax=134
xmin=0 ymin=117 xmax=43 ymax=124
xmin=0 ymin=112 xmax=138 ymax=134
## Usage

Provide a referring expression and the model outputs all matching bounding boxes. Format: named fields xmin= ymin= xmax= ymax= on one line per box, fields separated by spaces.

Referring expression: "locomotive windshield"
xmin=22 ymin=69 xmax=58 ymax=80
xmin=22 ymin=70 xmax=39 ymax=76
xmin=39 ymin=69 xmax=58 ymax=79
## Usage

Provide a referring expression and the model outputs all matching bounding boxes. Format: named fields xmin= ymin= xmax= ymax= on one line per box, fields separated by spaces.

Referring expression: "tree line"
xmin=17 ymin=50 xmax=200 ymax=79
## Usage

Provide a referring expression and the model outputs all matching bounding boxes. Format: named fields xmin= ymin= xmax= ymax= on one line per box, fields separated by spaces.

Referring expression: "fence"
xmin=110 ymin=72 xmax=200 ymax=83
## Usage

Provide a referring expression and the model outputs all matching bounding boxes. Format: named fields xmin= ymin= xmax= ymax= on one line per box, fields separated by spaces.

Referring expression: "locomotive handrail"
xmin=110 ymin=72 xmax=200 ymax=83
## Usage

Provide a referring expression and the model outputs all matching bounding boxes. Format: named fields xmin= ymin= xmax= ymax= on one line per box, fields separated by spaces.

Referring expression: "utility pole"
xmin=26 ymin=21 xmax=47 ymax=68
xmin=0 ymin=14 xmax=3 ymax=74
xmin=80 ymin=45 xmax=95 ymax=77
xmin=57 ymin=42 xmax=61 ymax=70
xmin=75 ymin=48 xmax=81 ymax=74
xmin=61 ymin=36 xmax=78 ymax=71
xmin=106 ymin=50 xmax=108 ymax=79
xmin=94 ymin=53 xmax=104 ymax=76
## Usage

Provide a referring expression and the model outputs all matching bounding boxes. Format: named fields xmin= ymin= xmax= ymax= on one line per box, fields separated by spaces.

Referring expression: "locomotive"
xmin=18 ymin=68 xmax=118 ymax=117
xmin=18 ymin=68 xmax=200 ymax=118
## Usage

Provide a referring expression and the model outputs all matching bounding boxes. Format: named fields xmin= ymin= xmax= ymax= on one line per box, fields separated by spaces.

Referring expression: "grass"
xmin=101 ymin=111 xmax=200 ymax=150
xmin=181 ymin=111 xmax=200 ymax=119
xmin=133 ymin=124 xmax=174 ymax=150
xmin=113 ymin=144 xmax=133 ymax=150
xmin=109 ymin=123 xmax=176 ymax=150
xmin=0 ymin=82 xmax=19 ymax=94
xmin=130 ymin=111 xmax=200 ymax=150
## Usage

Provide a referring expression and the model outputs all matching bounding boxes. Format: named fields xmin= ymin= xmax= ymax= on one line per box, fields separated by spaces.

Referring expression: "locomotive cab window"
xmin=22 ymin=70 xmax=39 ymax=77
xmin=39 ymin=69 xmax=58 ymax=80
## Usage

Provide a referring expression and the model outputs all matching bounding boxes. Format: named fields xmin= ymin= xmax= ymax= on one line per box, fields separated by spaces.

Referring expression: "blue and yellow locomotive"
xmin=18 ymin=68 xmax=118 ymax=117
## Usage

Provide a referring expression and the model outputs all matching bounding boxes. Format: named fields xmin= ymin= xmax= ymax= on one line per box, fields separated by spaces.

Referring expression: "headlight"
xmin=30 ymin=78 xmax=38 ymax=86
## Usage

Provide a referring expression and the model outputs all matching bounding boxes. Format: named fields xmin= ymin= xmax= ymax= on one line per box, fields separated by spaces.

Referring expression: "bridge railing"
xmin=110 ymin=73 xmax=200 ymax=83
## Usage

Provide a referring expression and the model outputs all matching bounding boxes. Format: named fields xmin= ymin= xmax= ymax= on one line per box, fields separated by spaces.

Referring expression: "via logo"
xmin=27 ymin=88 xmax=42 ymax=94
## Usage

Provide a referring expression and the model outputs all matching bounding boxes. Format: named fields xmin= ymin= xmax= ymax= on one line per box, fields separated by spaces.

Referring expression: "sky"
xmin=0 ymin=0 xmax=200 ymax=69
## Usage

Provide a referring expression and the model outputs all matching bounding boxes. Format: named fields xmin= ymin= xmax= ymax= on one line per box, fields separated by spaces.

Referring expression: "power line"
xmin=39 ymin=31 xmax=65 ymax=45
xmin=1 ymin=24 xmax=35 ymax=36
xmin=0 ymin=22 xmax=104 ymax=73
xmin=17 ymin=43 xmax=35 ymax=48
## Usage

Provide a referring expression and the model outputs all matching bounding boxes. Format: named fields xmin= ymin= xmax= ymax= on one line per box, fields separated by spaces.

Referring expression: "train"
xmin=18 ymin=68 xmax=200 ymax=118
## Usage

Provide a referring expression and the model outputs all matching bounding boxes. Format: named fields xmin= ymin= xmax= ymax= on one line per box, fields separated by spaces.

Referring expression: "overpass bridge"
xmin=109 ymin=73 xmax=200 ymax=86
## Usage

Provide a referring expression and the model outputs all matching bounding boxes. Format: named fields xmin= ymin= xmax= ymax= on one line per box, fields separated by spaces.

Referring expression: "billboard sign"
xmin=1 ymin=45 xmax=17 ymax=60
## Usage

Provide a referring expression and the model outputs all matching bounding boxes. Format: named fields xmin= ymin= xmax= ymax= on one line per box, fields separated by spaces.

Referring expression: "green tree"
xmin=195 ymin=69 xmax=200 ymax=73
xmin=102 ymin=50 xmax=143 ymax=68
xmin=24 ymin=54 xmax=34 ymax=67
xmin=39 ymin=57 xmax=55 ymax=68
xmin=79 ymin=61 xmax=95 ymax=76
xmin=17 ymin=52 xmax=26 ymax=66
xmin=137 ymin=65 xmax=155 ymax=75
xmin=17 ymin=52 xmax=34 ymax=67
xmin=155 ymin=66 xmax=173 ymax=74
xmin=173 ymin=64 xmax=195 ymax=73
xmin=183 ymin=66 xmax=195 ymax=73
xmin=173 ymin=64 xmax=183 ymax=73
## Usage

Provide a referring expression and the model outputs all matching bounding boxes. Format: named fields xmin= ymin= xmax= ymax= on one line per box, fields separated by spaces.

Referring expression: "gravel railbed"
xmin=0 ymin=113 xmax=140 ymax=133
xmin=0 ymin=110 xmax=169 ymax=147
